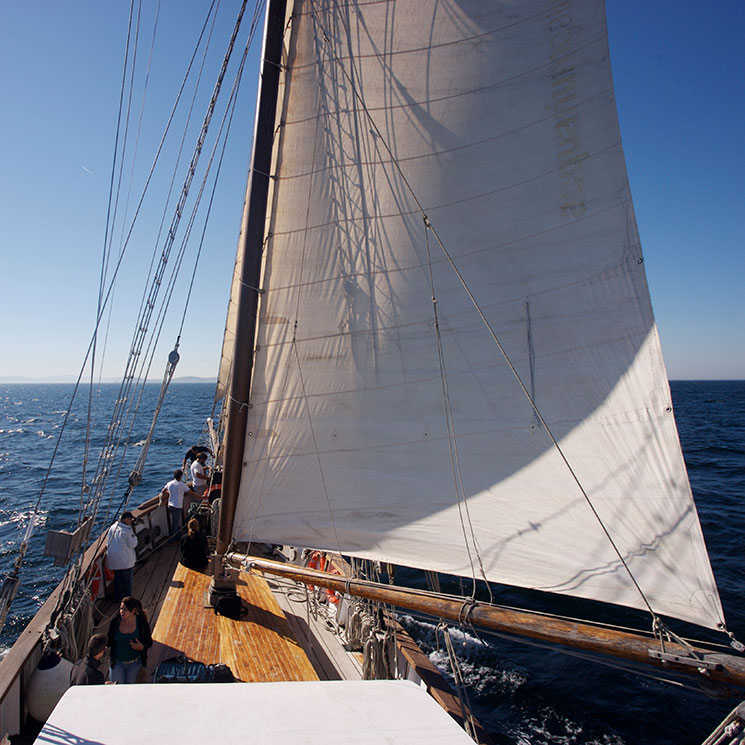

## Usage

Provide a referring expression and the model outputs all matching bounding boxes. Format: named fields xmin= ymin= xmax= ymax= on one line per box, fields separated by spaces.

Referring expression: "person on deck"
xmin=182 ymin=444 xmax=213 ymax=472
xmin=107 ymin=596 xmax=152 ymax=684
xmin=162 ymin=469 xmax=198 ymax=537
xmin=70 ymin=633 xmax=108 ymax=686
xmin=189 ymin=451 xmax=210 ymax=497
xmin=105 ymin=511 xmax=138 ymax=601
xmin=179 ymin=518 xmax=209 ymax=570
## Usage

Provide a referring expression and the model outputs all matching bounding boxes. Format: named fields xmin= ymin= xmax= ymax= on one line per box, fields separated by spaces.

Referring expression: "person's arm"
xmin=107 ymin=618 xmax=118 ymax=664
xmin=139 ymin=615 xmax=153 ymax=651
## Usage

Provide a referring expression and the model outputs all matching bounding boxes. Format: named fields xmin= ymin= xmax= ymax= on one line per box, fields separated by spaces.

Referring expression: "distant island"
xmin=0 ymin=376 xmax=217 ymax=384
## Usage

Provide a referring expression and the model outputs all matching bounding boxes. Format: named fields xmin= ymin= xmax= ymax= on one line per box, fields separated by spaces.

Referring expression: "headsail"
xmin=221 ymin=0 xmax=723 ymax=630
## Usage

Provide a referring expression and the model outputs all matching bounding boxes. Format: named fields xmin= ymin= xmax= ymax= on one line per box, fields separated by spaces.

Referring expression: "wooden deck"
xmin=263 ymin=572 xmax=363 ymax=681
xmin=146 ymin=561 xmax=318 ymax=683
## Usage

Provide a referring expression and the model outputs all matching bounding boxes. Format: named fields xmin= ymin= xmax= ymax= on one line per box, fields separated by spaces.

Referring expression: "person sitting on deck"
xmin=70 ymin=633 xmax=108 ymax=685
xmin=180 ymin=518 xmax=209 ymax=570
xmin=162 ymin=469 xmax=198 ymax=537
xmin=107 ymin=596 xmax=153 ymax=684
xmin=182 ymin=443 xmax=213 ymax=472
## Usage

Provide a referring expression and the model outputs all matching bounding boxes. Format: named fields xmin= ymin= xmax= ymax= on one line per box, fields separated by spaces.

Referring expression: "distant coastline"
xmin=2 ymin=377 xmax=742 ymax=385
xmin=0 ymin=376 xmax=217 ymax=384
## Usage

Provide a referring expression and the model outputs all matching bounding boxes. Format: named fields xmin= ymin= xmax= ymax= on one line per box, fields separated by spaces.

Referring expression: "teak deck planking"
xmin=147 ymin=562 xmax=318 ymax=682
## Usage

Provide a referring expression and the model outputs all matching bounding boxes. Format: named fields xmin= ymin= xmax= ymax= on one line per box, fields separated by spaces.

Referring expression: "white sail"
xmin=226 ymin=0 xmax=724 ymax=630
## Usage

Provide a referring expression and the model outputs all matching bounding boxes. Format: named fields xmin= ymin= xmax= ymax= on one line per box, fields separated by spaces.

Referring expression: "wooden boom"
xmin=228 ymin=553 xmax=745 ymax=689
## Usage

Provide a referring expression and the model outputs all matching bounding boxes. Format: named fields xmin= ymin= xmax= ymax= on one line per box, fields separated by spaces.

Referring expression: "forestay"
xmin=222 ymin=0 xmax=723 ymax=630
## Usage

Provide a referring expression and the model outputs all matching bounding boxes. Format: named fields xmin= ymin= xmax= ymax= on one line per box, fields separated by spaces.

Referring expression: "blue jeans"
xmin=113 ymin=567 xmax=133 ymax=601
xmin=110 ymin=659 xmax=142 ymax=684
xmin=168 ymin=505 xmax=182 ymax=537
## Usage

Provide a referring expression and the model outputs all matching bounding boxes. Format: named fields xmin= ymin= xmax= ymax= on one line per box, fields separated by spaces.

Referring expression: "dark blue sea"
xmin=1 ymin=381 xmax=743 ymax=744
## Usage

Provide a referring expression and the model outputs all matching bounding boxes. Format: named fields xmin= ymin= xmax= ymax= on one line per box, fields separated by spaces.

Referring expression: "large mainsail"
xmin=220 ymin=0 xmax=724 ymax=631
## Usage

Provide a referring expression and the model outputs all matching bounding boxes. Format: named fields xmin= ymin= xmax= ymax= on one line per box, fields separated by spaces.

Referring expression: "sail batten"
xmin=222 ymin=0 xmax=724 ymax=631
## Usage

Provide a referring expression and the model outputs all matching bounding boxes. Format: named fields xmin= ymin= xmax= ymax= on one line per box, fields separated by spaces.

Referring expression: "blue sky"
xmin=0 ymin=1 xmax=742 ymax=381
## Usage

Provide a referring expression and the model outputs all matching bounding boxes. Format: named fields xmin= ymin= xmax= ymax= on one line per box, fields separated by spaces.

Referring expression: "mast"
xmin=217 ymin=0 xmax=287 ymax=557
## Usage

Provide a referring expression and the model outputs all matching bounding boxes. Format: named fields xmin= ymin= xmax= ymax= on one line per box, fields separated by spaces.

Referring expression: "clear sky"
xmin=0 ymin=1 xmax=742 ymax=381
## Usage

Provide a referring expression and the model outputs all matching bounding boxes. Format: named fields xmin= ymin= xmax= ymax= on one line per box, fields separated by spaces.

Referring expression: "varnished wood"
xmin=236 ymin=554 xmax=745 ymax=688
xmin=148 ymin=562 xmax=318 ymax=683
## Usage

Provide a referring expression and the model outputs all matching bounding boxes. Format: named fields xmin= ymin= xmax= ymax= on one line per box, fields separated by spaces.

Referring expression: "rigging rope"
xmin=436 ymin=623 xmax=478 ymax=741
xmin=87 ymin=0 xmax=250 ymax=528
xmin=423 ymin=219 xmax=492 ymax=604
xmin=0 ymin=2 xmax=257 ymax=638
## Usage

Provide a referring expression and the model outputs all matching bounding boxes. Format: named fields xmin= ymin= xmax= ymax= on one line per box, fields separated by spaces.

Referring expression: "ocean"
xmin=1 ymin=380 xmax=743 ymax=744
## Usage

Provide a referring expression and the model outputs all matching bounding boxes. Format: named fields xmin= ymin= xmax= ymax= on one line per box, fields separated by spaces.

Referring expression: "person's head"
xmin=120 ymin=596 xmax=143 ymax=618
xmin=87 ymin=633 xmax=108 ymax=660
xmin=121 ymin=511 xmax=134 ymax=525
xmin=174 ymin=469 xmax=183 ymax=481
xmin=187 ymin=518 xmax=200 ymax=537
xmin=197 ymin=452 xmax=208 ymax=462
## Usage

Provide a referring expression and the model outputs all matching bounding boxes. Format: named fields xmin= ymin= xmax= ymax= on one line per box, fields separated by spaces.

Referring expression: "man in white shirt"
xmin=162 ymin=469 xmax=198 ymax=537
xmin=106 ymin=511 xmax=138 ymax=600
xmin=190 ymin=452 xmax=210 ymax=497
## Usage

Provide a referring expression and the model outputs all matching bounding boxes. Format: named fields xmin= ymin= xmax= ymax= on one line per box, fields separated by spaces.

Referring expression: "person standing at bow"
xmin=107 ymin=596 xmax=152 ymax=684
xmin=162 ymin=469 xmax=198 ymax=537
xmin=189 ymin=451 xmax=210 ymax=497
xmin=182 ymin=443 xmax=213 ymax=472
xmin=105 ymin=511 xmax=138 ymax=601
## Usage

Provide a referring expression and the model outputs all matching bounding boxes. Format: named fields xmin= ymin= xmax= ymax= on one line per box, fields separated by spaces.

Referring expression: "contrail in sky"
xmin=82 ymin=166 xmax=94 ymax=176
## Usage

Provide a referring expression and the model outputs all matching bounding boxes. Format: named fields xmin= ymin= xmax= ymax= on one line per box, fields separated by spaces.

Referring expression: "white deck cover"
xmin=36 ymin=680 xmax=474 ymax=744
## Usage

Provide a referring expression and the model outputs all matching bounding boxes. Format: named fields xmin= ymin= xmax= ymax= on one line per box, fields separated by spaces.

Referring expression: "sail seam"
xmin=263 ymin=141 xmax=623 ymax=237
xmin=292 ymin=5 xmax=596 ymax=69
xmin=260 ymin=86 xmax=612 ymax=178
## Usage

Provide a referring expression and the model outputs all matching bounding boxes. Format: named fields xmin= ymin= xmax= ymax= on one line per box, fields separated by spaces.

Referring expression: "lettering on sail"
xmin=548 ymin=1 xmax=587 ymax=220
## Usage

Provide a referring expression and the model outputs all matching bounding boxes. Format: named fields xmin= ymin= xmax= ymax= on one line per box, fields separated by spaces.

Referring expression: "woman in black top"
xmin=180 ymin=518 xmax=209 ymax=570
xmin=107 ymin=596 xmax=153 ymax=684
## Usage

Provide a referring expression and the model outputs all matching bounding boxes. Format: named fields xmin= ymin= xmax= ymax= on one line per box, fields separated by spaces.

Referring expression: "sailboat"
xmin=0 ymin=0 xmax=742 ymax=742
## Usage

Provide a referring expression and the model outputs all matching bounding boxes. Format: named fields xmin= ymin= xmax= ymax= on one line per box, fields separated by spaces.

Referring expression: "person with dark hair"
xmin=180 ymin=518 xmax=209 ymax=570
xmin=162 ymin=469 xmax=198 ymax=537
xmin=70 ymin=633 xmax=108 ymax=685
xmin=105 ymin=511 xmax=138 ymax=600
xmin=189 ymin=451 xmax=210 ymax=497
xmin=107 ymin=596 xmax=153 ymax=684
xmin=182 ymin=444 xmax=213 ymax=471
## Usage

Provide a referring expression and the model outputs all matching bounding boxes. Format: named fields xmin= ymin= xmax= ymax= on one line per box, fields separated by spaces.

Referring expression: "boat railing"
xmin=0 ymin=495 xmax=168 ymax=737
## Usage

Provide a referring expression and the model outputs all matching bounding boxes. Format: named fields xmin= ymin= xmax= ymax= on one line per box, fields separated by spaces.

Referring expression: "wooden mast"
xmin=231 ymin=554 xmax=745 ymax=689
xmin=217 ymin=0 xmax=287 ymax=557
